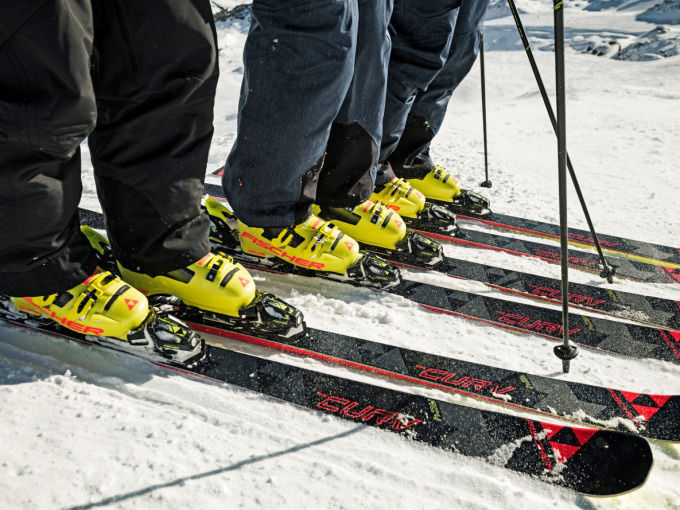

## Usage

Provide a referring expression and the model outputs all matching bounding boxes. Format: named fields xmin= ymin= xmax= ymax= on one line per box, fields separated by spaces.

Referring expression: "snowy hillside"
xmin=2 ymin=1 xmax=680 ymax=508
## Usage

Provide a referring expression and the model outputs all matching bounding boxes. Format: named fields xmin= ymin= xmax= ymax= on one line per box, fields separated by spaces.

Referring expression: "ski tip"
xmin=557 ymin=429 xmax=653 ymax=497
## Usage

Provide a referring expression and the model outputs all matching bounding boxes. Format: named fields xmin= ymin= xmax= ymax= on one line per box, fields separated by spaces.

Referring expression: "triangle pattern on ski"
xmin=620 ymin=391 xmax=640 ymax=403
xmin=649 ymin=394 xmax=672 ymax=407
xmin=549 ymin=442 xmax=581 ymax=464
xmin=632 ymin=404 xmax=661 ymax=421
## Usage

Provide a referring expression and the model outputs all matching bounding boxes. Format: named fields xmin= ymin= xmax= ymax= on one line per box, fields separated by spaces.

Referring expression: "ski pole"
xmin=551 ymin=0 xmax=578 ymax=373
xmin=480 ymin=33 xmax=492 ymax=188
xmin=506 ymin=0 xmax=615 ymax=284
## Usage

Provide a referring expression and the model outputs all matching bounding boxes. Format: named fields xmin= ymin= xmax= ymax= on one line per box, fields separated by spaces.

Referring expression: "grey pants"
xmin=222 ymin=0 xmax=394 ymax=228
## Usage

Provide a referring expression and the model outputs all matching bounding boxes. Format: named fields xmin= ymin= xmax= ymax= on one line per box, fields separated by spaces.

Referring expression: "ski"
xmin=455 ymin=211 xmax=680 ymax=269
xmin=0 ymin=306 xmax=654 ymax=496
xmin=189 ymin=318 xmax=680 ymax=442
xmin=78 ymin=207 xmax=680 ymax=367
xmin=419 ymin=257 xmax=680 ymax=331
xmin=430 ymin=228 xmax=680 ymax=285
xmin=201 ymin=182 xmax=680 ymax=285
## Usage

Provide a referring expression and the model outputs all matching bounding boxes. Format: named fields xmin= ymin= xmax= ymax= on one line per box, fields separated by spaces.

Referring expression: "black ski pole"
xmin=480 ymin=33 xmax=492 ymax=188
xmin=552 ymin=0 xmax=578 ymax=374
xmin=507 ymin=0 xmax=615 ymax=284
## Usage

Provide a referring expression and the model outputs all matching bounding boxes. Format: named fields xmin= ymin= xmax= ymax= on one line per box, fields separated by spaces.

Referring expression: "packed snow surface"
xmin=2 ymin=1 xmax=680 ymax=508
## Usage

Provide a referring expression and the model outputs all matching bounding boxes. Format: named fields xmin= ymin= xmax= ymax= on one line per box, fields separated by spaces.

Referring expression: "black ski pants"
xmin=0 ymin=0 xmax=218 ymax=296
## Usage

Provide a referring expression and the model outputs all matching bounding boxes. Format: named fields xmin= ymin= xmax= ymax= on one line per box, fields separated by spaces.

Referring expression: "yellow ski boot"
xmin=11 ymin=270 xmax=150 ymax=340
xmin=81 ymin=225 xmax=255 ymax=318
xmin=406 ymin=165 xmax=491 ymax=217
xmin=405 ymin=165 xmax=462 ymax=202
xmin=371 ymin=177 xmax=460 ymax=236
xmin=314 ymin=200 xmax=443 ymax=266
xmin=9 ymin=267 xmax=204 ymax=365
xmin=82 ymin=225 xmax=304 ymax=338
xmin=205 ymin=197 xmax=400 ymax=289
xmin=313 ymin=200 xmax=406 ymax=250
xmin=371 ymin=177 xmax=426 ymax=219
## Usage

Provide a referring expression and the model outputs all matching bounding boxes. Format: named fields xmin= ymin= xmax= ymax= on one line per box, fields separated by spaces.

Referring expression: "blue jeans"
xmin=379 ymin=0 xmax=490 ymax=183
xmin=223 ymin=0 xmax=393 ymax=227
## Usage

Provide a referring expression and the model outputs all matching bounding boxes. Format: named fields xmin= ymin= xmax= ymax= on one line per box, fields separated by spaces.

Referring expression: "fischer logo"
xmin=416 ymin=365 xmax=516 ymax=395
xmin=495 ymin=311 xmax=581 ymax=336
xmin=124 ymin=299 xmax=139 ymax=311
xmin=242 ymin=232 xmax=325 ymax=270
xmin=568 ymin=232 xmax=621 ymax=248
xmin=529 ymin=285 xmax=607 ymax=307
xmin=315 ymin=393 xmax=422 ymax=431
xmin=19 ymin=297 xmax=105 ymax=336
xmin=533 ymin=249 xmax=599 ymax=267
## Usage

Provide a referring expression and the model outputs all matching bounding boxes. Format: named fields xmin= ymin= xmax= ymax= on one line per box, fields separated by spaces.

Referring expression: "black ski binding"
xmin=150 ymin=291 xmax=307 ymax=341
xmin=404 ymin=203 xmax=460 ymax=237
xmin=432 ymin=189 xmax=491 ymax=218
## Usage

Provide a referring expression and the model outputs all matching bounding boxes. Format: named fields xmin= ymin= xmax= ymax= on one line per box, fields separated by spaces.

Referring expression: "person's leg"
xmin=0 ymin=0 xmax=99 ymax=296
xmin=377 ymin=0 xmax=491 ymax=216
xmin=410 ymin=0 xmax=490 ymax=137
xmin=383 ymin=0 xmax=490 ymax=177
xmin=222 ymin=0 xmax=358 ymax=228
xmin=315 ymin=0 xmax=394 ymax=208
xmin=0 ymin=2 xmax=201 ymax=353
xmin=88 ymin=0 xmax=266 ymax=321
xmin=89 ymin=0 xmax=218 ymax=275
xmin=378 ymin=0 xmax=462 ymax=178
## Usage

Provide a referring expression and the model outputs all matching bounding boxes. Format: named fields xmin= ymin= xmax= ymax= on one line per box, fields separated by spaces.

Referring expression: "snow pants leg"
xmin=222 ymin=0 xmax=393 ymax=227
xmin=316 ymin=0 xmax=393 ymax=208
xmin=0 ymin=0 xmax=217 ymax=296
xmin=89 ymin=0 xmax=218 ymax=274
xmin=378 ymin=0 xmax=489 ymax=183
xmin=0 ymin=0 xmax=99 ymax=296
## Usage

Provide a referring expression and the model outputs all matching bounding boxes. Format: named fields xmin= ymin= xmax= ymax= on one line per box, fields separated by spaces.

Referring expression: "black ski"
xmin=190 ymin=319 xmax=680 ymax=442
xmin=0 ymin=307 xmax=654 ymax=496
xmin=433 ymin=228 xmax=680 ymax=285
xmin=455 ymin=211 xmax=680 ymax=269
xmin=78 ymin=207 xmax=680 ymax=367
xmin=425 ymin=257 xmax=680 ymax=331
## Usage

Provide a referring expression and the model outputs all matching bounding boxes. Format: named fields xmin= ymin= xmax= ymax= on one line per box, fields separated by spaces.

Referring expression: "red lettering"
xmin=415 ymin=366 xmax=447 ymax=381
xmin=66 ymin=321 xmax=84 ymax=332
xmin=367 ymin=409 xmax=397 ymax=425
xmin=341 ymin=403 xmax=374 ymax=419
xmin=83 ymin=326 xmax=105 ymax=336
xmin=317 ymin=395 xmax=350 ymax=412
xmin=415 ymin=365 xmax=516 ymax=396
xmin=242 ymin=233 xmax=327 ymax=269
xmin=497 ymin=312 xmax=523 ymax=325
xmin=441 ymin=374 xmax=469 ymax=386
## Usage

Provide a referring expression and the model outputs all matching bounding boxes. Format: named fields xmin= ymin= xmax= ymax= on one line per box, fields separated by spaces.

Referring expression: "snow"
xmin=3 ymin=1 xmax=680 ymax=508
